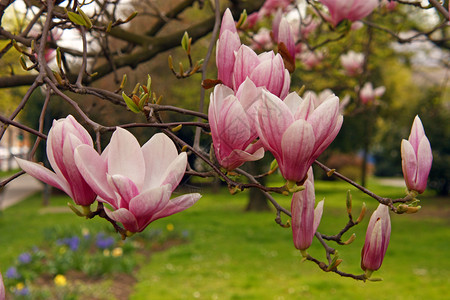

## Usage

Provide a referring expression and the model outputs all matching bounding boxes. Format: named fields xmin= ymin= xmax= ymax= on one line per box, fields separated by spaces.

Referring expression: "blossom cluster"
xmin=16 ymin=116 xmax=201 ymax=233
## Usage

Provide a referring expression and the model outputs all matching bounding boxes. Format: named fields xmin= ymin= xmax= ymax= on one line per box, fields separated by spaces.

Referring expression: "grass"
xmin=0 ymin=178 xmax=448 ymax=299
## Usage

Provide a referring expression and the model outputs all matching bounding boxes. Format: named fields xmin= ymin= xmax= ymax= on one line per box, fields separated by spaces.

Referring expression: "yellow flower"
xmin=103 ymin=249 xmax=110 ymax=256
xmin=81 ymin=227 xmax=89 ymax=236
xmin=166 ymin=223 xmax=174 ymax=231
xmin=54 ymin=274 xmax=67 ymax=287
xmin=59 ymin=246 xmax=67 ymax=254
xmin=15 ymin=282 xmax=25 ymax=290
xmin=112 ymin=247 xmax=123 ymax=257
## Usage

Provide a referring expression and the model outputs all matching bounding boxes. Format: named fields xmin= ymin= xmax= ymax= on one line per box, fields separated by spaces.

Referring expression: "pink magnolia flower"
xmin=251 ymin=28 xmax=273 ymax=51
xmin=359 ymin=82 xmax=385 ymax=104
xmin=340 ymin=50 xmax=364 ymax=76
xmin=256 ymin=91 xmax=343 ymax=183
xmin=401 ymin=116 xmax=433 ymax=194
xmin=16 ymin=115 xmax=97 ymax=206
xmin=291 ymin=168 xmax=324 ymax=251
xmin=216 ymin=9 xmax=241 ymax=88
xmin=305 ymin=89 xmax=349 ymax=113
xmin=299 ymin=50 xmax=324 ymax=70
xmin=259 ymin=0 xmax=292 ymax=17
xmin=74 ymin=128 xmax=201 ymax=233
xmin=320 ymin=0 xmax=379 ymax=26
xmin=361 ymin=204 xmax=391 ymax=272
xmin=245 ymin=12 xmax=260 ymax=29
xmin=234 ymin=46 xmax=290 ymax=99
xmin=382 ymin=0 xmax=398 ymax=11
xmin=209 ymin=79 xmax=265 ymax=170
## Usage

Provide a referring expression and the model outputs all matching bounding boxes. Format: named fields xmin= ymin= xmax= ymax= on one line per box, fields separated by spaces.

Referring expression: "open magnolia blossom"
xmin=340 ymin=50 xmax=364 ymax=76
xmin=359 ymin=82 xmax=385 ymax=104
xmin=401 ymin=116 xmax=433 ymax=194
xmin=291 ymin=168 xmax=324 ymax=251
xmin=74 ymin=128 xmax=201 ymax=233
xmin=361 ymin=204 xmax=391 ymax=273
xmin=256 ymin=90 xmax=343 ymax=183
xmin=320 ymin=0 xmax=379 ymax=26
xmin=16 ymin=115 xmax=97 ymax=206
xmin=209 ymin=79 xmax=265 ymax=170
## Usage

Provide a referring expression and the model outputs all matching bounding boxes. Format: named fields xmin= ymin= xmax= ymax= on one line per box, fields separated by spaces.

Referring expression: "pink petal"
xmin=216 ymin=31 xmax=241 ymax=88
xmin=107 ymin=128 xmax=145 ymax=189
xmin=280 ymin=119 xmax=315 ymax=182
xmin=15 ymin=157 xmax=70 ymax=196
xmin=141 ymin=133 xmax=180 ymax=189
xmin=160 ymin=152 xmax=188 ymax=191
xmin=220 ymin=147 xmax=265 ymax=170
xmin=220 ymin=8 xmax=237 ymax=36
xmin=109 ymin=174 xmax=140 ymax=209
xmin=62 ymin=134 xmax=97 ymax=205
xmin=409 ymin=115 xmax=426 ymax=153
xmin=151 ymin=193 xmax=201 ymax=222
xmin=129 ymin=185 xmax=172 ymax=231
xmin=283 ymin=92 xmax=303 ymax=114
xmin=233 ymin=45 xmax=260 ymax=90
xmin=74 ymin=144 xmax=117 ymax=206
xmin=65 ymin=115 xmax=93 ymax=146
xmin=257 ymin=91 xmax=294 ymax=157
xmin=401 ymin=139 xmax=417 ymax=190
xmin=105 ymin=207 xmax=139 ymax=233
xmin=313 ymin=199 xmax=324 ymax=233
xmin=307 ymin=96 xmax=340 ymax=149
xmin=415 ymin=137 xmax=433 ymax=193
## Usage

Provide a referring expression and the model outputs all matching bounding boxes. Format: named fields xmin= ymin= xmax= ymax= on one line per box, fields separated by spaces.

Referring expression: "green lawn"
xmin=0 ymin=179 xmax=448 ymax=299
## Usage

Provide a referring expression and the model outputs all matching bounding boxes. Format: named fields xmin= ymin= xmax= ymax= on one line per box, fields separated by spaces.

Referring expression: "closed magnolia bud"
xmin=361 ymin=204 xmax=391 ymax=272
xmin=401 ymin=116 xmax=433 ymax=194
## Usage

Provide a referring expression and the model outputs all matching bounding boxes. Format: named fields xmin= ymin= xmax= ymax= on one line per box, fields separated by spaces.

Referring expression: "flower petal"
xmin=109 ymin=174 xmax=140 ymax=209
xmin=104 ymin=207 xmax=139 ymax=233
xmin=15 ymin=157 xmax=70 ymax=196
xmin=141 ymin=133 xmax=180 ymax=189
xmin=280 ymin=119 xmax=315 ymax=182
xmin=257 ymin=91 xmax=294 ymax=157
xmin=107 ymin=128 xmax=145 ymax=189
xmin=151 ymin=193 xmax=201 ymax=222
xmin=74 ymin=144 xmax=117 ymax=206
xmin=129 ymin=185 xmax=172 ymax=231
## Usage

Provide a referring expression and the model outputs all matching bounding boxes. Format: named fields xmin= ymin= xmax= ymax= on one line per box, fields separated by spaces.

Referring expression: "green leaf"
xmin=181 ymin=31 xmax=189 ymax=52
xmin=138 ymin=93 xmax=149 ymax=110
xmin=77 ymin=8 xmax=93 ymax=29
xmin=122 ymin=92 xmax=140 ymax=113
xmin=67 ymin=11 xmax=88 ymax=27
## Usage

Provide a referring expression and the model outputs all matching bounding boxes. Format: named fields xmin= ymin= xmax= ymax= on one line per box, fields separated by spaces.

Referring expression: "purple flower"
xmin=96 ymin=233 xmax=115 ymax=249
xmin=18 ymin=252 xmax=32 ymax=264
xmin=14 ymin=286 xmax=30 ymax=296
xmin=5 ymin=267 xmax=20 ymax=279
